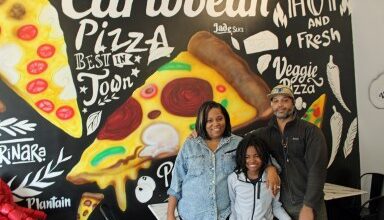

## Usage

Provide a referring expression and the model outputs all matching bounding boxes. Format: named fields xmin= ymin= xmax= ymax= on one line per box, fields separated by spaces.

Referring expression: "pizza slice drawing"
xmin=0 ymin=0 xmax=82 ymax=138
xmin=301 ymin=93 xmax=327 ymax=128
xmin=67 ymin=31 xmax=272 ymax=211
xmin=77 ymin=192 xmax=104 ymax=220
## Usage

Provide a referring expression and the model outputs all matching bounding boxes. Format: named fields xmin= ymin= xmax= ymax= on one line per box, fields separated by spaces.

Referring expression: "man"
xmin=250 ymin=85 xmax=328 ymax=220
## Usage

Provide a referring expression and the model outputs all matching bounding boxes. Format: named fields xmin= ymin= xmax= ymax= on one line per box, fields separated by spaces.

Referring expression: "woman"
xmin=167 ymin=101 xmax=279 ymax=220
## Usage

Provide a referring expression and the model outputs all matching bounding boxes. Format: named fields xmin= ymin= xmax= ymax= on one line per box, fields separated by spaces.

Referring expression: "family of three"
xmin=167 ymin=85 xmax=328 ymax=220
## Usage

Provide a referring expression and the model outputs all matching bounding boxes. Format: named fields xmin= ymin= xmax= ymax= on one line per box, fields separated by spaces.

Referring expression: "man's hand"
xmin=265 ymin=165 xmax=280 ymax=196
xmin=299 ymin=205 xmax=314 ymax=220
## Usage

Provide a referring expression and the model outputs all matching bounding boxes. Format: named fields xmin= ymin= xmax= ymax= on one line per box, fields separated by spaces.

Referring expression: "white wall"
xmin=352 ymin=0 xmax=384 ymax=174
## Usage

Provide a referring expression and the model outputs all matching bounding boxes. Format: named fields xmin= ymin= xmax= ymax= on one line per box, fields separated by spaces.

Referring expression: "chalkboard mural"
xmin=0 ymin=0 xmax=358 ymax=219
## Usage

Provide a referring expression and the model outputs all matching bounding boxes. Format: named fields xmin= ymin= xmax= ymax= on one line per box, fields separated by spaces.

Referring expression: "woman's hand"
xmin=0 ymin=99 xmax=5 ymax=113
xmin=167 ymin=196 xmax=178 ymax=220
xmin=167 ymin=215 xmax=177 ymax=220
xmin=265 ymin=165 xmax=281 ymax=196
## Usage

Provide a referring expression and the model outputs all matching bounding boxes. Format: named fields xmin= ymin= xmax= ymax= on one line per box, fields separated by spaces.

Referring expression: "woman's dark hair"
xmin=195 ymin=101 xmax=231 ymax=140
xmin=235 ymin=134 xmax=270 ymax=177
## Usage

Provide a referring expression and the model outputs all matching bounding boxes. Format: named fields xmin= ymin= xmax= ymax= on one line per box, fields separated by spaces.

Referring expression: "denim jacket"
xmin=167 ymin=134 xmax=242 ymax=220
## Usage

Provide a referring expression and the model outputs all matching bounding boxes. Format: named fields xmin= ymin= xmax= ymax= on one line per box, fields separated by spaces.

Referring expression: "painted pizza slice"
xmin=0 ymin=0 xmax=82 ymax=137
xmin=77 ymin=192 xmax=104 ymax=220
xmin=301 ymin=93 xmax=327 ymax=128
xmin=67 ymin=31 xmax=272 ymax=211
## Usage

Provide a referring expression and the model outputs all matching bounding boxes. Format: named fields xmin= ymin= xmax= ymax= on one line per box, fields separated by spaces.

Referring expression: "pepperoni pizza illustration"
xmin=67 ymin=31 xmax=272 ymax=211
xmin=77 ymin=192 xmax=104 ymax=220
xmin=0 ymin=0 xmax=82 ymax=137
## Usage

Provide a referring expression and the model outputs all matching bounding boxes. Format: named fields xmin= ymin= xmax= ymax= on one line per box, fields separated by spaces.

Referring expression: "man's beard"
xmin=274 ymin=107 xmax=294 ymax=119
